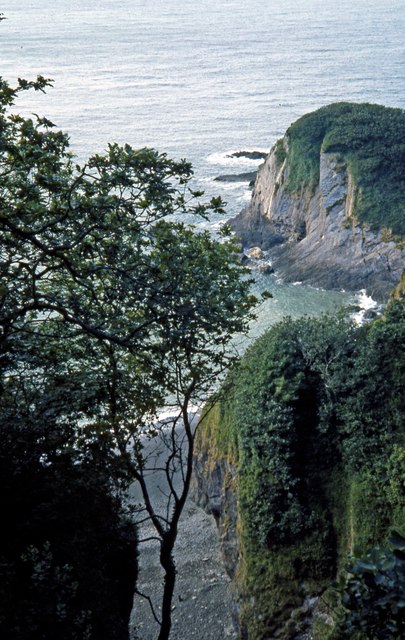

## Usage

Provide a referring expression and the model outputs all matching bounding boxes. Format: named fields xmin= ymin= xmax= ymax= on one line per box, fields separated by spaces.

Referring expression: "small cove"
xmin=2 ymin=2 xmax=402 ymax=636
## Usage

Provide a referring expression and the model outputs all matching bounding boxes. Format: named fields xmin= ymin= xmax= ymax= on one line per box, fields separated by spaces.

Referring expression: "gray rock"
xmin=214 ymin=171 xmax=257 ymax=184
xmin=227 ymin=151 xmax=268 ymax=161
xmin=246 ymin=246 xmax=264 ymax=259
xmin=191 ymin=455 xmax=239 ymax=578
xmin=191 ymin=453 xmax=240 ymax=631
xmin=363 ymin=308 xmax=379 ymax=320
xmin=258 ymin=262 xmax=274 ymax=274
xmin=228 ymin=143 xmax=404 ymax=301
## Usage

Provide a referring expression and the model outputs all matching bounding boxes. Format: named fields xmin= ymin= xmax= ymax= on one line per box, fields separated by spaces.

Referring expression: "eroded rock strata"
xmin=230 ymin=138 xmax=404 ymax=301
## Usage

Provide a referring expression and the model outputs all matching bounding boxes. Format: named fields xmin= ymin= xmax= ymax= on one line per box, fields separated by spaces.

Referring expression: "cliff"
xmin=192 ymin=303 xmax=405 ymax=639
xmin=230 ymin=103 xmax=405 ymax=301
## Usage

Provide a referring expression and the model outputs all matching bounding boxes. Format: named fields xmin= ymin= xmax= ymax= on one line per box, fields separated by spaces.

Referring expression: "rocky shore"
xmin=129 ymin=427 xmax=236 ymax=640
xmin=130 ymin=498 xmax=236 ymax=640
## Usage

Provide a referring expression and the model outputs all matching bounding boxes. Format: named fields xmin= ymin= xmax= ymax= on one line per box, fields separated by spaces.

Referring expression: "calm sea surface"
xmin=2 ymin=0 xmax=404 ymax=328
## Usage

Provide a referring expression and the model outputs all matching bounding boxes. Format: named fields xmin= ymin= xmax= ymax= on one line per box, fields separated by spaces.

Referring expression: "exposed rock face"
xmin=230 ymin=145 xmax=404 ymax=301
xmin=190 ymin=453 xmax=241 ymax=631
xmin=191 ymin=454 xmax=239 ymax=580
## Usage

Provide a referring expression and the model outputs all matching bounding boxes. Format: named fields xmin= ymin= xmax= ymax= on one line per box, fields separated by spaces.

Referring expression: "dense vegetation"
xmin=0 ymin=423 xmax=137 ymax=640
xmin=0 ymin=73 xmax=255 ymax=639
xmin=281 ymin=102 xmax=405 ymax=236
xmin=199 ymin=300 xmax=405 ymax=639
xmin=337 ymin=531 xmax=405 ymax=640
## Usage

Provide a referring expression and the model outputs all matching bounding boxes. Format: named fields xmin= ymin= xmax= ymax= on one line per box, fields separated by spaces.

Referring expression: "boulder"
xmin=246 ymin=246 xmax=264 ymax=260
xmin=258 ymin=262 xmax=274 ymax=274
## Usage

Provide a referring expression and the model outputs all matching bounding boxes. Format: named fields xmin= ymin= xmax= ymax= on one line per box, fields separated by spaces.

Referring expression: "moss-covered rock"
xmin=193 ymin=302 xmax=405 ymax=639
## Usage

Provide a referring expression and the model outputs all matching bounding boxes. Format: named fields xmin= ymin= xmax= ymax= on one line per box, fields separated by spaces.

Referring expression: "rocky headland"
xmin=230 ymin=103 xmax=405 ymax=301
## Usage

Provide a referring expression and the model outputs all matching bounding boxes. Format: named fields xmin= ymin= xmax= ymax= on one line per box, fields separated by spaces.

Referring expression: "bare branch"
xmin=134 ymin=590 xmax=162 ymax=626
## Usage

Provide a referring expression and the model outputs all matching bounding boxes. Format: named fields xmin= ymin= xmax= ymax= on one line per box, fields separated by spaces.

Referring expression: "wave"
xmin=351 ymin=289 xmax=381 ymax=325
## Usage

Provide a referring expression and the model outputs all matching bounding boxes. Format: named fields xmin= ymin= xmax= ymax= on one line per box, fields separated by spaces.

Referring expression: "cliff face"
xmin=192 ymin=302 xmax=405 ymax=639
xmin=191 ymin=421 xmax=335 ymax=640
xmin=230 ymin=146 xmax=404 ymax=301
xmin=191 ymin=453 xmax=242 ymax=633
xmin=191 ymin=454 xmax=239 ymax=580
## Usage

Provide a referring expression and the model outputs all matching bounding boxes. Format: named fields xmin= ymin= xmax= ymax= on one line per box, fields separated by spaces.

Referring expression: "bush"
xmin=337 ymin=531 xmax=405 ymax=639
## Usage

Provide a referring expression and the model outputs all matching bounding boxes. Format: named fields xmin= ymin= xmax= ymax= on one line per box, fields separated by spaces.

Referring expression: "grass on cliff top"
xmin=283 ymin=102 xmax=405 ymax=236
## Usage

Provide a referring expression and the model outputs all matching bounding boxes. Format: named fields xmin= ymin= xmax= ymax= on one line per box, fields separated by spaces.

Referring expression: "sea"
xmin=2 ymin=0 xmax=404 ymax=339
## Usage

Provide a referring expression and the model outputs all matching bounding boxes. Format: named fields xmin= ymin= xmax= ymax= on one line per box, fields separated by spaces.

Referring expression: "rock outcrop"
xmin=230 ymin=145 xmax=404 ymax=301
xmin=190 ymin=452 xmax=241 ymax=633
xmin=214 ymin=171 xmax=257 ymax=184
xmin=191 ymin=454 xmax=239 ymax=581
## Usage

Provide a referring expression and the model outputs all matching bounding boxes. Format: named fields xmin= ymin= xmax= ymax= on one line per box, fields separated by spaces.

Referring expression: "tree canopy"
xmin=0 ymin=75 xmax=256 ymax=639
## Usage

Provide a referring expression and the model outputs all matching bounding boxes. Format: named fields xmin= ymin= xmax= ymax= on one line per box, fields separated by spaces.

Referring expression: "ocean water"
xmin=2 ymin=0 xmax=404 ymax=327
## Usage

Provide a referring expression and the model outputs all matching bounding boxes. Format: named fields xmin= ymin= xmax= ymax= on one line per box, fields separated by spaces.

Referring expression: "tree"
xmin=0 ymin=413 xmax=138 ymax=640
xmin=0 ymin=74 xmax=256 ymax=639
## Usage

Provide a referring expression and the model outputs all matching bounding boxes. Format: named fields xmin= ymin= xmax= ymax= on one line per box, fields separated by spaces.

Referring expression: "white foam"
xmin=155 ymin=404 xmax=202 ymax=423
xmin=207 ymin=220 xmax=226 ymax=230
xmin=220 ymin=180 xmax=253 ymax=191
xmin=351 ymin=289 xmax=380 ymax=325
xmin=357 ymin=289 xmax=378 ymax=310
xmin=241 ymin=189 xmax=253 ymax=201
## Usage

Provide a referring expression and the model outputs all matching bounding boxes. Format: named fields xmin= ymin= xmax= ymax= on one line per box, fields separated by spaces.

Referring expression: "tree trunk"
xmin=157 ymin=536 xmax=177 ymax=640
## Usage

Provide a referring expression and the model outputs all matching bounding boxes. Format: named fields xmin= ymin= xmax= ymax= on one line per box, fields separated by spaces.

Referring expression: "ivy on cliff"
xmin=337 ymin=531 xmax=405 ymax=639
xmin=232 ymin=302 xmax=404 ymax=550
xmin=202 ymin=301 xmax=404 ymax=639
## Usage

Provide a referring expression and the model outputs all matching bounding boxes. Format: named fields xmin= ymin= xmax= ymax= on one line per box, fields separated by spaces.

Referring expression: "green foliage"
xmin=274 ymin=137 xmax=287 ymax=166
xmin=0 ymin=70 xmax=255 ymax=463
xmin=337 ymin=531 xmax=405 ymax=639
xmin=0 ymin=74 xmax=255 ymax=420
xmin=237 ymin=521 xmax=337 ymax=640
xmin=0 ymin=416 xmax=137 ymax=640
xmin=232 ymin=316 xmax=351 ymax=547
xmin=207 ymin=304 xmax=404 ymax=552
xmin=284 ymin=102 xmax=405 ymax=235
xmin=0 ymin=72 xmax=256 ymax=639
xmin=199 ymin=300 xmax=404 ymax=639
xmin=336 ymin=301 xmax=405 ymax=470
xmin=235 ymin=328 xmax=314 ymax=546
xmin=386 ymin=445 xmax=405 ymax=514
